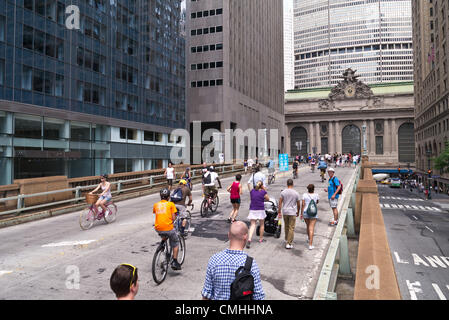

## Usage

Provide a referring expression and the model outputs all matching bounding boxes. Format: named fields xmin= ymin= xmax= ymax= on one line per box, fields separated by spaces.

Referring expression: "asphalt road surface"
xmin=0 ymin=165 xmax=356 ymax=300
xmin=379 ymin=184 xmax=449 ymax=300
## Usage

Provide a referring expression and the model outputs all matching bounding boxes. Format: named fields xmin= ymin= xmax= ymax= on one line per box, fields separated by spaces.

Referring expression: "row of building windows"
xmin=77 ymin=81 xmax=106 ymax=106
xmin=23 ymin=25 xmax=64 ymax=61
xmin=191 ymin=61 xmax=223 ymax=70
xmin=76 ymin=47 xmax=106 ymax=75
xmin=190 ymin=43 xmax=223 ymax=53
xmin=191 ymin=26 xmax=223 ymax=36
xmin=191 ymin=8 xmax=223 ymax=19
xmin=190 ymin=79 xmax=223 ymax=88
xmin=21 ymin=66 xmax=64 ymax=97
xmin=295 ymin=43 xmax=413 ymax=60
xmin=295 ymin=38 xmax=413 ymax=53
xmin=115 ymin=62 xmax=138 ymax=85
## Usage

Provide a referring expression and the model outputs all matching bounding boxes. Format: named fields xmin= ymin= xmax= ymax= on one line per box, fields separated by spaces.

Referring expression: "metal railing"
xmin=0 ymin=164 xmax=244 ymax=218
xmin=313 ymin=164 xmax=361 ymax=300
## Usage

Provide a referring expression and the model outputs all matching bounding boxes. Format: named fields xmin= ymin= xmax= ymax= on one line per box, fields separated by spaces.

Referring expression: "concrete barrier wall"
xmin=353 ymin=159 xmax=402 ymax=300
xmin=14 ymin=176 xmax=71 ymax=207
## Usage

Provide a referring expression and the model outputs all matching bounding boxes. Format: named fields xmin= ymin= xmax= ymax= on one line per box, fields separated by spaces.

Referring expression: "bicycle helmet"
xmin=160 ymin=188 xmax=170 ymax=200
xmin=209 ymin=166 xmax=215 ymax=172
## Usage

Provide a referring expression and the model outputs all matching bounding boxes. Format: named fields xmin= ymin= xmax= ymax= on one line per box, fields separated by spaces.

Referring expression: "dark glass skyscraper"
xmin=0 ymin=0 xmax=186 ymax=184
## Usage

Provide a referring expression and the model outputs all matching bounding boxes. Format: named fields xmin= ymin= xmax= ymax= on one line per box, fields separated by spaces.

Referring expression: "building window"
xmin=0 ymin=59 xmax=4 ymax=86
xmin=376 ymin=136 xmax=383 ymax=155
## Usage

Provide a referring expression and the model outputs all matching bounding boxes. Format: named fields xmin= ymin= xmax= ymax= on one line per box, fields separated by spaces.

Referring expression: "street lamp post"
xmin=426 ymin=149 xmax=432 ymax=199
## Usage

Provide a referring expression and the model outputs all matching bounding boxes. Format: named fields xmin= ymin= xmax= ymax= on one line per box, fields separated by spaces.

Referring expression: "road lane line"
xmin=432 ymin=283 xmax=447 ymax=300
xmin=412 ymin=215 xmax=418 ymax=220
xmin=425 ymin=226 xmax=434 ymax=233
xmin=397 ymin=204 xmax=404 ymax=209
xmin=42 ymin=240 xmax=97 ymax=247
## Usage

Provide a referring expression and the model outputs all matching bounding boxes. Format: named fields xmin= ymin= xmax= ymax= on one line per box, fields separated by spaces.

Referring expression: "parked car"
xmin=390 ymin=178 xmax=401 ymax=188
xmin=380 ymin=178 xmax=391 ymax=185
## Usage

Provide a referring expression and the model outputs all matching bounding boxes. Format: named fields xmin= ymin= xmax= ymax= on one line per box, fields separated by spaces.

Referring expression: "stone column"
xmin=384 ymin=119 xmax=390 ymax=155
xmin=329 ymin=121 xmax=335 ymax=154
xmin=308 ymin=122 xmax=314 ymax=154
xmin=369 ymin=120 xmax=375 ymax=156
xmin=335 ymin=121 xmax=342 ymax=154
xmin=391 ymin=119 xmax=397 ymax=161
xmin=315 ymin=122 xmax=321 ymax=154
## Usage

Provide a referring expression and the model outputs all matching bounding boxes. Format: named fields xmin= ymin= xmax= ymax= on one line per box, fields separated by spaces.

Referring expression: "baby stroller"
xmin=256 ymin=198 xmax=281 ymax=238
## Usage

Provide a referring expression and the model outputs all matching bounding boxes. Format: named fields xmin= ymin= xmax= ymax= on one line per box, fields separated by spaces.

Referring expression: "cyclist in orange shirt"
xmin=153 ymin=188 xmax=182 ymax=270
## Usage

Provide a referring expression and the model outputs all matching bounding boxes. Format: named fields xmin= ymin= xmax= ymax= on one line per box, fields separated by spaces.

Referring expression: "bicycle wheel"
xmin=177 ymin=234 xmax=186 ymax=265
xmin=104 ymin=203 xmax=117 ymax=224
xmin=152 ymin=243 xmax=169 ymax=285
xmin=184 ymin=211 xmax=192 ymax=236
xmin=211 ymin=195 xmax=219 ymax=213
xmin=200 ymin=199 xmax=208 ymax=217
xmin=79 ymin=207 xmax=95 ymax=230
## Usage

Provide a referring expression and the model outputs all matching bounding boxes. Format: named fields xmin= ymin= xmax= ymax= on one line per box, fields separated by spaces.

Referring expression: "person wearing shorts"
xmin=246 ymin=181 xmax=270 ymax=248
xmin=324 ymin=168 xmax=341 ymax=226
xmin=153 ymin=188 xmax=181 ymax=270
xmin=164 ymin=162 xmax=175 ymax=190
xmin=227 ymin=174 xmax=242 ymax=223
xmin=301 ymin=184 xmax=319 ymax=250
xmin=173 ymin=180 xmax=192 ymax=236
xmin=89 ymin=174 xmax=112 ymax=218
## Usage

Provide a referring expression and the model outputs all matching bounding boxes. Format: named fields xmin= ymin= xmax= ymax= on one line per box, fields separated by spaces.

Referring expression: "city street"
xmin=379 ymin=184 xmax=449 ymax=300
xmin=0 ymin=165 xmax=355 ymax=300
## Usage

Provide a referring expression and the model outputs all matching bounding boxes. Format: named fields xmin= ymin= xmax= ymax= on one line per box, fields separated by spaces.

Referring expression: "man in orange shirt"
xmin=153 ymin=188 xmax=182 ymax=270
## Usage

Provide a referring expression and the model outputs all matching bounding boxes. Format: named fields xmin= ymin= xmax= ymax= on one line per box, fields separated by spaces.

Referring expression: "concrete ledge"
xmin=354 ymin=193 xmax=401 ymax=300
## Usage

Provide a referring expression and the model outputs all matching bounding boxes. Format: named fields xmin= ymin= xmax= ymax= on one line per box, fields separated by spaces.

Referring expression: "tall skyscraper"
xmin=294 ymin=0 xmax=414 ymax=89
xmin=284 ymin=0 xmax=294 ymax=91
xmin=412 ymin=0 xmax=449 ymax=193
xmin=186 ymin=0 xmax=285 ymax=162
xmin=0 ymin=0 xmax=185 ymax=185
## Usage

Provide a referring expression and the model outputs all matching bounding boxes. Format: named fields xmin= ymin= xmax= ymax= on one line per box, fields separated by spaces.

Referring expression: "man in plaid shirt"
xmin=201 ymin=221 xmax=265 ymax=300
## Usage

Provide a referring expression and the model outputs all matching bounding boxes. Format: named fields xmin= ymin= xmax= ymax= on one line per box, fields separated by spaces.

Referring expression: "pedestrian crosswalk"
xmin=379 ymin=203 xmax=442 ymax=212
xmin=380 ymin=196 xmax=424 ymax=202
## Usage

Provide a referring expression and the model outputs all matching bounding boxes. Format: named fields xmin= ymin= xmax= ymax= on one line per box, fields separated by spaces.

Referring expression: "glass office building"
xmin=294 ymin=0 xmax=413 ymax=89
xmin=0 ymin=0 xmax=185 ymax=185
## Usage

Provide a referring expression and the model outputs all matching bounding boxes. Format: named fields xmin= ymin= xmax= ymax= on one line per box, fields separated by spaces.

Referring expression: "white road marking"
xmin=0 ymin=270 xmax=13 ymax=277
xmin=425 ymin=226 xmax=434 ymax=233
xmin=406 ymin=280 xmax=422 ymax=300
xmin=432 ymin=283 xmax=447 ymax=300
xmin=42 ymin=240 xmax=97 ymax=247
xmin=412 ymin=215 xmax=418 ymax=220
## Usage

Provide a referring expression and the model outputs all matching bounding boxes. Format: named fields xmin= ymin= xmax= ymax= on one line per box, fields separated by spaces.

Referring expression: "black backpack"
xmin=203 ymin=172 xmax=212 ymax=185
xmin=171 ymin=187 xmax=183 ymax=203
xmin=230 ymin=256 xmax=254 ymax=300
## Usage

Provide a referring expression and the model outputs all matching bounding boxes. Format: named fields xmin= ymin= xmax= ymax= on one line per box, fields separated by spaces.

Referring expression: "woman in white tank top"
xmin=90 ymin=174 xmax=112 ymax=216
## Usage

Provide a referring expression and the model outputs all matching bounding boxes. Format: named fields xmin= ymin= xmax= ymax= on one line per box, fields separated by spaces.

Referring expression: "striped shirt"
xmin=202 ymin=249 xmax=265 ymax=300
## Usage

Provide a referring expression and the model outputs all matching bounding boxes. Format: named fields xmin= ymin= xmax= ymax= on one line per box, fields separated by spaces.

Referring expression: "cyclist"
xmin=310 ymin=157 xmax=316 ymax=173
xmin=181 ymin=167 xmax=193 ymax=190
xmin=203 ymin=166 xmax=222 ymax=201
xmin=153 ymin=188 xmax=182 ymax=270
xmin=317 ymin=157 xmax=328 ymax=181
xmin=292 ymin=158 xmax=299 ymax=178
xmin=89 ymin=174 xmax=112 ymax=218
xmin=170 ymin=180 xmax=192 ymax=237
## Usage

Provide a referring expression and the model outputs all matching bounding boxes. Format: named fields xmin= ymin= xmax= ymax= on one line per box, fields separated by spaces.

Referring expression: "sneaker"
xmin=171 ymin=260 xmax=182 ymax=271
xmin=329 ymin=220 xmax=338 ymax=226
xmin=285 ymin=244 xmax=293 ymax=249
xmin=309 ymin=245 xmax=314 ymax=250
xmin=246 ymin=241 xmax=251 ymax=249
xmin=227 ymin=218 xmax=232 ymax=223
xmin=259 ymin=239 xmax=266 ymax=243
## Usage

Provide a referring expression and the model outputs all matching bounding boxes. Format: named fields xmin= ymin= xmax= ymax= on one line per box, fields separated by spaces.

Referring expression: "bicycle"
xmin=151 ymin=216 xmax=186 ymax=285
xmin=176 ymin=204 xmax=194 ymax=238
xmin=200 ymin=190 xmax=219 ymax=217
xmin=320 ymin=169 xmax=326 ymax=183
xmin=79 ymin=194 xmax=117 ymax=230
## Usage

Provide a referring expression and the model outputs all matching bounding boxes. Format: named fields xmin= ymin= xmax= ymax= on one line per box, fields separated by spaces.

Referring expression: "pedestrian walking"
xmin=324 ymin=168 xmax=341 ymax=226
xmin=247 ymin=165 xmax=266 ymax=191
xmin=227 ymin=174 xmax=243 ymax=223
xmin=244 ymin=160 xmax=248 ymax=174
xmin=164 ymin=162 xmax=175 ymax=190
xmin=110 ymin=263 xmax=139 ymax=300
xmin=277 ymin=179 xmax=301 ymax=249
xmin=301 ymin=184 xmax=320 ymax=250
xmin=201 ymin=221 xmax=265 ymax=300
xmin=247 ymin=181 xmax=270 ymax=248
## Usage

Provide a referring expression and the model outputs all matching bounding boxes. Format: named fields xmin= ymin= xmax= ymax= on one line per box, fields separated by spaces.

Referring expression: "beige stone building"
xmin=186 ymin=0 xmax=285 ymax=162
xmin=412 ymin=0 xmax=449 ymax=192
xmin=285 ymin=69 xmax=415 ymax=164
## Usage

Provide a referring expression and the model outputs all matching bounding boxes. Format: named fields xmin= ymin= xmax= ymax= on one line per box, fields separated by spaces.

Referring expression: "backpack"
xmin=331 ymin=177 xmax=343 ymax=195
xmin=305 ymin=194 xmax=318 ymax=217
xmin=230 ymin=256 xmax=254 ymax=300
xmin=203 ymin=172 xmax=212 ymax=185
xmin=170 ymin=187 xmax=183 ymax=203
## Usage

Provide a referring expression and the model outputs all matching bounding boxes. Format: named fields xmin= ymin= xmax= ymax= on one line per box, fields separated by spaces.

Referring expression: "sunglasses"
xmin=121 ymin=263 xmax=137 ymax=288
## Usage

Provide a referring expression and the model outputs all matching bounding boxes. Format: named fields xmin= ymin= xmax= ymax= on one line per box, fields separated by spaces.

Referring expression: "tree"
xmin=433 ymin=141 xmax=449 ymax=174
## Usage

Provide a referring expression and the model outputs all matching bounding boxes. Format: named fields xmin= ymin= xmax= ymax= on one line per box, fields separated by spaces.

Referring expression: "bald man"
xmin=201 ymin=221 xmax=265 ymax=300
